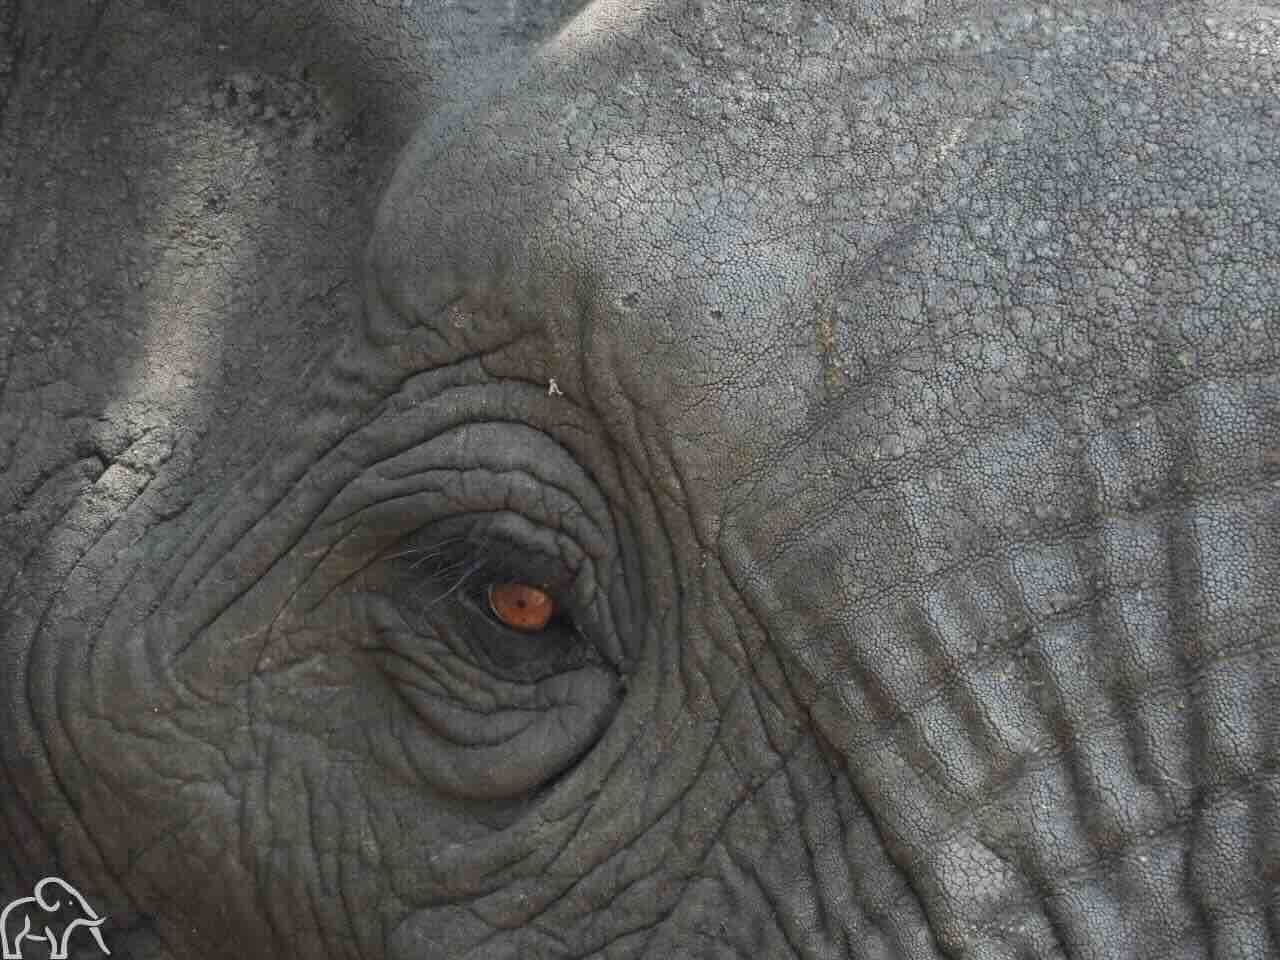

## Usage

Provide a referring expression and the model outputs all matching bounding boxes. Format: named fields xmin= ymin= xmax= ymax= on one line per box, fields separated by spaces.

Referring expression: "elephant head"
xmin=2 ymin=1 xmax=1278 ymax=958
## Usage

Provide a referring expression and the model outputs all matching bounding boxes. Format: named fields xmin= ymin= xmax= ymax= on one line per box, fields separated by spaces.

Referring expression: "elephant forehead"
xmin=369 ymin=1 xmax=1004 ymax=318
xmin=370 ymin=23 xmax=992 ymax=510
xmin=369 ymin=0 xmax=1280 ymax=547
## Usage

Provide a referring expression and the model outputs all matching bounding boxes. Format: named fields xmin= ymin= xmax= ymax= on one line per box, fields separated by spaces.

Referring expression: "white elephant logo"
xmin=1 ymin=878 xmax=110 ymax=958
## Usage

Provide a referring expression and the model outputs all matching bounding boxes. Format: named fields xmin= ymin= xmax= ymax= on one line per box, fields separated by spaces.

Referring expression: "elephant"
xmin=1 ymin=877 xmax=111 ymax=959
xmin=2 ymin=0 xmax=1278 ymax=957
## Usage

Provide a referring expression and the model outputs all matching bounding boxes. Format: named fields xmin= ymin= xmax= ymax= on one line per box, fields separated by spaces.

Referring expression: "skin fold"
xmin=1 ymin=1 xmax=1278 ymax=958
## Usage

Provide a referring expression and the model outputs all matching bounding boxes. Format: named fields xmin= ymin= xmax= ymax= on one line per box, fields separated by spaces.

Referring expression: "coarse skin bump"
xmin=1 ymin=1 xmax=1279 ymax=960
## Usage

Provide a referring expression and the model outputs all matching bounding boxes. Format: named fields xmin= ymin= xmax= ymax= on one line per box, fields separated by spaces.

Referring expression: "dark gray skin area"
xmin=3 ymin=1 xmax=1279 ymax=958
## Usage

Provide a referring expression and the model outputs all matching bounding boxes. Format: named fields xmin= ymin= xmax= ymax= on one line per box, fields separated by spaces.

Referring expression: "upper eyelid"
xmin=387 ymin=530 xmax=579 ymax=609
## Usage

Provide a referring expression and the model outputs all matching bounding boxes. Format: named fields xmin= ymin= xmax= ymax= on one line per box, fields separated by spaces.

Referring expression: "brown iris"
xmin=487 ymin=582 xmax=556 ymax=631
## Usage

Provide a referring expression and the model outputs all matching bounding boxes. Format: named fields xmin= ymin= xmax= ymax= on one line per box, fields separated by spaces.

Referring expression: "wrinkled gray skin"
xmin=2 ymin=1 xmax=1279 ymax=958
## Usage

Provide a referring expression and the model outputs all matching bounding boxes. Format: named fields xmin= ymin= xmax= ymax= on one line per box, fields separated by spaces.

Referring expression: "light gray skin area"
xmin=2 ymin=0 xmax=1279 ymax=958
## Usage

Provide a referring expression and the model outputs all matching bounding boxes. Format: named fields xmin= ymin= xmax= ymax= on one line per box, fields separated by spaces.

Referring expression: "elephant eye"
xmin=487 ymin=581 xmax=556 ymax=632
xmin=374 ymin=525 xmax=603 ymax=682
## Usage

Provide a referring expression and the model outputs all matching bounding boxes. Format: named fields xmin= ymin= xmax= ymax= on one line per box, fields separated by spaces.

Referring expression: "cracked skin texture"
xmin=2 ymin=0 xmax=1279 ymax=958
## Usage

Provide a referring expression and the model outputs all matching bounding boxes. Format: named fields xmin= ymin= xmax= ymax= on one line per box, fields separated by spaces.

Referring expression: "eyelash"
xmin=389 ymin=533 xmax=577 ymax=631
